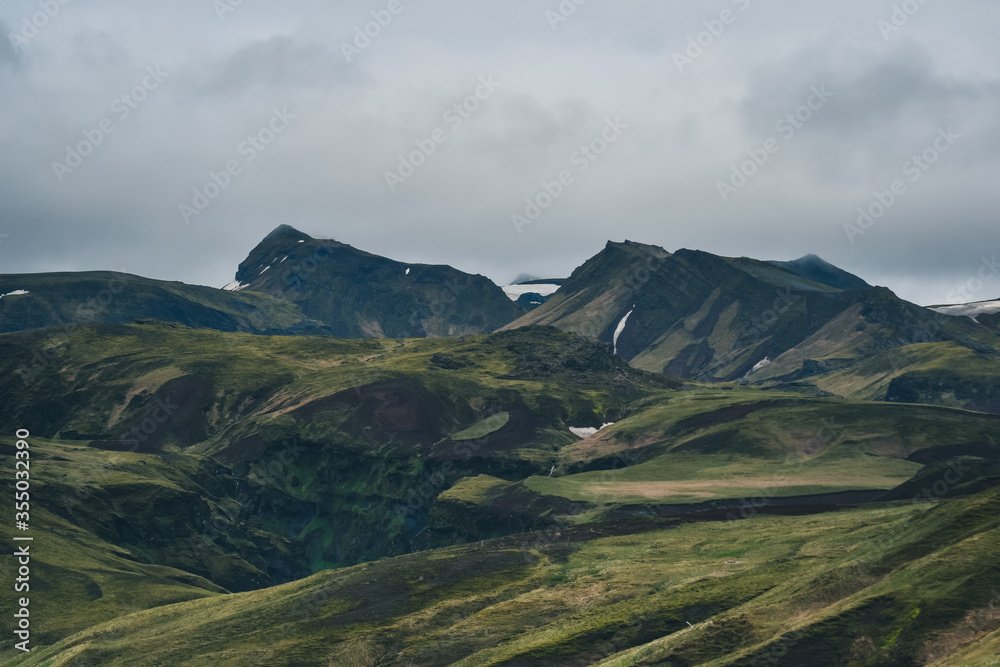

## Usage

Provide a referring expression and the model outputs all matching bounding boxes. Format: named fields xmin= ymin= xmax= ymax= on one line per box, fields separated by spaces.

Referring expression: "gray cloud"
xmin=0 ymin=21 xmax=23 ymax=69
xmin=0 ymin=0 xmax=997 ymax=307
xmin=192 ymin=36 xmax=365 ymax=95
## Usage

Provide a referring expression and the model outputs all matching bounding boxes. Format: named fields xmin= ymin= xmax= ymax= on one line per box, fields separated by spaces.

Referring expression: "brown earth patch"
xmin=584 ymin=475 xmax=895 ymax=499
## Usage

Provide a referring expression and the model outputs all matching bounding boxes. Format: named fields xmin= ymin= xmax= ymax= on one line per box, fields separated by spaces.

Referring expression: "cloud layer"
xmin=1 ymin=0 xmax=998 ymax=305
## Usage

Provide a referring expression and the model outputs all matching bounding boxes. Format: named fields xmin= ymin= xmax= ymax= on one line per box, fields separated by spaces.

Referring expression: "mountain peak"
xmin=232 ymin=226 xmax=523 ymax=338
xmin=602 ymin=240 xmax=672 ymax=259
xmin=264 ymin=225 xmax=313 ymax=243
xmin=768 ymin=254 xmax=871 ymax=292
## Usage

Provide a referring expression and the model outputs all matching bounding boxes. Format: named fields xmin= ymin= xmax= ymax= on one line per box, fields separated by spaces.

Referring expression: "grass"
xmin=437 ymin=475 xmax=516 ymax=505
xmin=0 ymin=270 xmax=326 ymax=336
xmin=3 ymin=322 xmax=1000 ymax=664
xmin=531 ymin=391 xmax=997 ymax=505
xmin=7 ymin=486 xmax=999 ymax=666
xmin=450 ymin=412 xmax=510 ymax=441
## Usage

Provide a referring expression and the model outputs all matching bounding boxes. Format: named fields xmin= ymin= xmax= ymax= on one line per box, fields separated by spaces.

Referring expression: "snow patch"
xmin=502 ymin=284 xmax=560 ymax=301
xmin=613 ymin=308 xmax=634 ymax=356
xmin=569 ymin=423 xmax=615 ymax=439
xmin=0 ymin=290 xmax=29 ymax=299
xmin=297 ymin=240 xmax=304 ymax=243
xmin=750 ymin=357 xmax=771 ymax=374
xmin=259 ymin=266 xmax=271 ymax=275
xmin=280 ymin=256 xmax=288 ymax=263
xmin=929 ymin=300 xmax=1000 ymax=322
xmin=405 ymin=267 xmax=410 ymax=275
xmin=222 ymin=281 xmax=250 ymax=292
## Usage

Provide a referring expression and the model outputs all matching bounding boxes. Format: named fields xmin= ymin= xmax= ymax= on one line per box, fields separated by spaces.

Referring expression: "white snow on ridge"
xmin=222 ymin=281 xmax=250 ymax=292
xmin=929 ymin=300 xmax=1000 ymax=322
xmin=569 ymin=423 xmax=615 ymax=439
xmin=613 ymin=308 xmax=634 ymax=356
xmin=0 ymin=290 xmax=29 ymax=299
xmin=502 ymin=284 xmax=560 ymax=301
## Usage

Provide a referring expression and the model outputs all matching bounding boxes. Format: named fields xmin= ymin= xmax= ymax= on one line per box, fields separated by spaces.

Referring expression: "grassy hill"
xmin=3 ymin=322 xmax=1000 ymax=664
xmin=0 ymin=271 xmax=332 ymax=340
xmin=7 ymin=483 xmax=1000 ymax=666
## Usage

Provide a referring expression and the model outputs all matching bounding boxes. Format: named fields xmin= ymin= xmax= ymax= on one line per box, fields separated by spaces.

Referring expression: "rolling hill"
xmin=0 ymin=270 xmax=332 ymax=339
xmin=3 ymin=322 xmax=1000 ymax=665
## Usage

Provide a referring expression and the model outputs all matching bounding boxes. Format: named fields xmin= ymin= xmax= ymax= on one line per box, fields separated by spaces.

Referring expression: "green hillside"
xmin=2 ymin=321 xmax=999 ymax=665
xmin=7 ymin=484 xmax=1000 ymax=666
xmin=0 ymin=271 xmax=332 ymax=340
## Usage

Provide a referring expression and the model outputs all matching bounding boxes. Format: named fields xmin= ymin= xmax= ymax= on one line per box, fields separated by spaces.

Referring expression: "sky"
xmin=1 ymin=0 xmax=998 ymax=306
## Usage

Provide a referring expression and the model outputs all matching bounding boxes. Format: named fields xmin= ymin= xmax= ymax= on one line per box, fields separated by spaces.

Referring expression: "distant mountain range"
xmin=2 ymin=225 xmax=998 ymax=411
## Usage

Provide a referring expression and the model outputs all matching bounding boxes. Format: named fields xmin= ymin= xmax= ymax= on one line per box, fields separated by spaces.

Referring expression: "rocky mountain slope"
xmin=0 ymin=225 xmax=525 ymax=342
xmin=502 ymin=241 xmax=1000 ymax=412
xmin=226 ymin=224 xmax=524 ymax=337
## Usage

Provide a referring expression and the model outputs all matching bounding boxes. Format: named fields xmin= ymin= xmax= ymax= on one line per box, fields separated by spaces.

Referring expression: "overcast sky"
xmin=1 ymin=0 xmax=998 ymax=305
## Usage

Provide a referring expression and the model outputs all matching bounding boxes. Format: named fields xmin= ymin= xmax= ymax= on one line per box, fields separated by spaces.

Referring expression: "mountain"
xmin=0 ymin=270 xmax=331 ymax=338
xmin=226 ymin=225 xmax=524 ymax=337
xmin=501 ymin=278 xmax=564 ymax=310
xmin=0 ymin=225 xmax=523 ymax=342
xmin=501 ymin=241 xmax=871 ymax=379
xmin=767 ymin=253 xmax=871 ymax=291
xmin=929 ymin=297 xmax=1000 ymax=328
xmin=501 ymin=241 xmax=1000 ymax=412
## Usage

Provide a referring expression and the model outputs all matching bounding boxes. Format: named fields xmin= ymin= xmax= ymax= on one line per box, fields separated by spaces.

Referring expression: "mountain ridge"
xmin=227 ymin=225 xmax=524 ymax=338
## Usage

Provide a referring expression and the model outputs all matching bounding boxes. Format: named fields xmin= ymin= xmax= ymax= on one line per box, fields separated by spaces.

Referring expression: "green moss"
xmin=437 ymin=475 xmax=515 ymax=504
xmin=450 ymin=412 xmax=510 ymax=441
